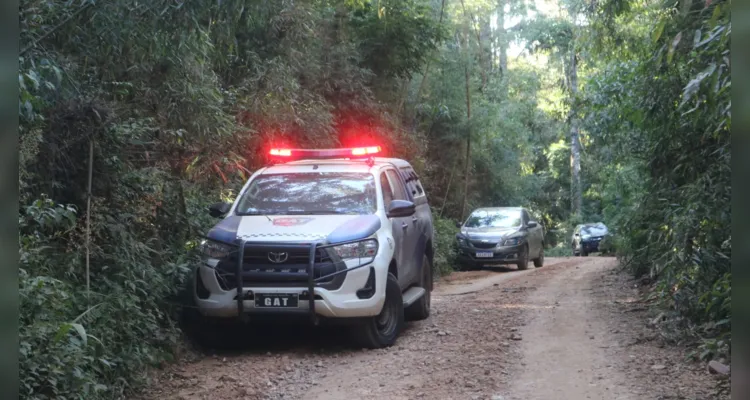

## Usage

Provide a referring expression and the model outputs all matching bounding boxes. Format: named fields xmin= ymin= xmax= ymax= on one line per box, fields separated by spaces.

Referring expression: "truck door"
xmin=380 ymin=170 xmax=411 ymax=289
xmin=383 ymin=168 xmax=418 ymax=288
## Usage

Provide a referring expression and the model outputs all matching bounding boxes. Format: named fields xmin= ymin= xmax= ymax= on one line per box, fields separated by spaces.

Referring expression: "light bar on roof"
xmin=269 ymin=148 xmax=292 ymax=156
xmin=268 ymin=146 xmax=382 ymax=160
xmin=351 ymin=146 xmax=381 ymax=155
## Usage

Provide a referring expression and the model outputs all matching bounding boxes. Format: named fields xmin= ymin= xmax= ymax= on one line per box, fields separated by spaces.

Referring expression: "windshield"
xmin=581 ymin=223 xmax=608 ymax=237
xmin=235 ymin=172 xmax=377 ymax=215
xmin=464 ymin=209 xmax=522 ymax=228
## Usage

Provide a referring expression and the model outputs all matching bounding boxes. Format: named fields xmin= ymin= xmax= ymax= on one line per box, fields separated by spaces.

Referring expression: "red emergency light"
xmin=269 ymin=148 xmax=292 ymax=156
xmin=351 ymin=146 xmax=381 ymax=155
xmin=268 ymin=146 xmax=382 ymax=161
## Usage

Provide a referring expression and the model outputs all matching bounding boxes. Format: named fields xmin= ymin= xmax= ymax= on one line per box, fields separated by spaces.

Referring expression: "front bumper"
xmin=456 ymin=243 xmax=524 ymax=264
xmin=194 ymin=239 xmax=387 ymax=321
xmin=580 ymin=238 xmax=602 ymax=252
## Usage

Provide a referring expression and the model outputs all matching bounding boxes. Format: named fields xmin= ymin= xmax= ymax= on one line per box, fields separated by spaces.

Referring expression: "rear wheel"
xmin=406 ymin=254 xmax=432 ymax=321
xmin=516 ymin=245 xmax=529 ymax=270
xmin=533 ymin=246 xmax=545 ymax=268
xmin=351 ymin=273 xmax=404 ymax=349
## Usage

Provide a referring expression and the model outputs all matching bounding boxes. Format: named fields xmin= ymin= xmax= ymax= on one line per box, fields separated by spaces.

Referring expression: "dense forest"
xmin=18 ymin=0 xmax=730 ymax=398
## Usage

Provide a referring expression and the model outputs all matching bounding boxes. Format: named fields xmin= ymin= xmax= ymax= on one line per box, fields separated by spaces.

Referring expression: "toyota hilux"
xmin=184 ymin=146 xmax=434 ymax=349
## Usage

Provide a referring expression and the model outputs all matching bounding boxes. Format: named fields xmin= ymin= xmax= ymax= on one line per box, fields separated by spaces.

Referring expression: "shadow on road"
xmin=477 ymin=265 xmax=517 ymax=273
xmin=185 ymin=317 xmax=421 ymax=356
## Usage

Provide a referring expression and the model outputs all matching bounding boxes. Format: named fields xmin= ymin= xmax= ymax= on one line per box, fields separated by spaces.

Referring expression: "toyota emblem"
xmin=268 ymin=252 xmax=289 ymax=263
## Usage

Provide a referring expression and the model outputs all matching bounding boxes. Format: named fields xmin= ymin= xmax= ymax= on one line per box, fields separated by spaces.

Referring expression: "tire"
xmin=533 ymin=246 xmax=545 ymax=268
xmin=581 ymin=248 xmax=589 ymax=257
xmin=516 ymin=245 xmax=529 ymax=270
xmin=406 ymin=254 xmax=432 ymax=321
xmin=180 ymin=269 xmax=235 ymax=349
xmin=351 ymin=273 xmax=404 ymax=349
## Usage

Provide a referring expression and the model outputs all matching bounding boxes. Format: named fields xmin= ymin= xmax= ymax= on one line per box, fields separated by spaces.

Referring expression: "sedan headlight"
xmin=503 ymin=237 xmax=523 ymax=246
xmin=199 ymin=240 xmax=234 ymax=259
xmin=456 ymin=237 xmax=467 ymax=246
xmin=331 ymin=239 xmax=378 ymax=261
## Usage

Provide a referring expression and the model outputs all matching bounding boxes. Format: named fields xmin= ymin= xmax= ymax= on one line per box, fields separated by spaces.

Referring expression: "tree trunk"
xmin=567 ymin=50 xmax=582 ymax=216
xmin=460 ymin=61 xmax=472 ymax=220
xmin=414 ymin=0 xmax=447 ymax=102
xmin=496 ymin=0 xmax=508 ymax=79
xmin=460 ymin=0 xmax=487 ymax=91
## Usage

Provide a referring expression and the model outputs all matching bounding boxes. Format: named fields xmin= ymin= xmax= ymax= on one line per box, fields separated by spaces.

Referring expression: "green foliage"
xmin=544 ymin=244 xmax=573 ymax=257
xmin=349 ymin=0 xmax=447 ymax=78
xmin=18 ymin=0 xmax=447 ymax=398
xmin=17 ymin=0 xmax=732 ymax=395
xmin=19 ymin=197 xmax=191 ymax=399
xmin=431 ymin=212 xmax=459 ymax=276
xmin=580 ymin=0 xmax=731 ymax=359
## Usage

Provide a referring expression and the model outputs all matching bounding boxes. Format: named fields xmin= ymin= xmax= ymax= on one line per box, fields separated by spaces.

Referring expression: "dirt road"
xmin=141 ymin=257 xmax=726 ymax=400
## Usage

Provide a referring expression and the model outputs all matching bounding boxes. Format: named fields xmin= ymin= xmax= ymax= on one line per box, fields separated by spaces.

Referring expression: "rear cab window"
xmin=385 ymin=169 xmax=407 ymax=200
xmin=399 ymin=166 xmax=426 ymax=200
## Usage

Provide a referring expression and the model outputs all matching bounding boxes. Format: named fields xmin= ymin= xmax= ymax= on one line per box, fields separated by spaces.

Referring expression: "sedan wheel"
xmin=516 ymin=245 xmax=529 ymax=270
xmin=533 ymin=246 xmax=545 ymax=267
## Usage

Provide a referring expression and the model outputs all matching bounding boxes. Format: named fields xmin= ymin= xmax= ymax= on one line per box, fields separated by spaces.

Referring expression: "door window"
xmin=380 ymin=172 xmax=394 ymax=208
xmin=522 ymin=210 xmax=530 ymax=225
xmin=386 ymin=170 xmax=407 ymax=200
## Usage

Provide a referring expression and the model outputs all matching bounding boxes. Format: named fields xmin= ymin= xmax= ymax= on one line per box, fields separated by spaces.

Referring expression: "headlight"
xmin=331 ymin=239 xmax=378 ymax=261
xmin=456 ymin=237 xmax=467 ymax=246
xmin=503 ymin=237 xmax=522 ymax=246
xmin=199 ymin=240 xmax=234 ymax=259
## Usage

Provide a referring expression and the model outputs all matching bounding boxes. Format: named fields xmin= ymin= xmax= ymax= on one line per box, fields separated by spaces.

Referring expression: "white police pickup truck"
xmin=185 ymin=146 xmax=434 ymax=348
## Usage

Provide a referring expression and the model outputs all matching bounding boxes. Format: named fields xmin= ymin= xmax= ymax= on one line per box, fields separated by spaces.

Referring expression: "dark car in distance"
xmin=572 ymin=222 xmax=609 ymax=256
xmin=455 ymin=207 xmax=545 ymax=271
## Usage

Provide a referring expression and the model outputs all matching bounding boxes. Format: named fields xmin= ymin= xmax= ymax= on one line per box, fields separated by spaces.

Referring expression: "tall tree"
xmin=566 ymin=42 xmax=582 ymax=216
xmin=514 ymin=8 xmax=582 ymax=215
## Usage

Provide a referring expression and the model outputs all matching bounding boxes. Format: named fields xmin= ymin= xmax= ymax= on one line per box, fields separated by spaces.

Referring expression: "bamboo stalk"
xmin=86 ymin=139 xmax=93 ymax=299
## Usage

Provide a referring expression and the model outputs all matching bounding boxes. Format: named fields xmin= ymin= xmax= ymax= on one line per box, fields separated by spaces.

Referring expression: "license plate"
xmin=255 ymin=293 xmax=299 ymax=308
xmin=475 ymin=251 xmax=494 ymax=258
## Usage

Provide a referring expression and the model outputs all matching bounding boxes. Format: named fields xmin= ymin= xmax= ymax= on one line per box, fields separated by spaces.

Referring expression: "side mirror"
xmin=455 ymin=221 xmax=462 ymax=229
xmin=386 ymin=200 xmax=416 ymax=218
xmin=527 ymin=221 xmax=538 ymax=228
xmin=208 ymin=202 xmax=231 ymax=218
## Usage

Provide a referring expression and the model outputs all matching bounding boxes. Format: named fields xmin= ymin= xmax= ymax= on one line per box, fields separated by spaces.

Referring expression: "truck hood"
xmin=206 ymin=214 xmax=381 ymax=244
xmin=460 ymin=226 xmax=521 ymax=242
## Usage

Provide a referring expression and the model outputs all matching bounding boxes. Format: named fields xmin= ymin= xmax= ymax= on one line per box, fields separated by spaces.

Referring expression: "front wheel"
xmin=351 ymin=273 xmax=404 ymax=349
xmin=516 ymin=245 xmax=529 ymax=270
xmin=533 ymin=246 xmax=545 ymax=268
xmin=406 ymin=254 xmax=432 ymax=321
xmin=180 ymin=269 xmax=237 ymax=350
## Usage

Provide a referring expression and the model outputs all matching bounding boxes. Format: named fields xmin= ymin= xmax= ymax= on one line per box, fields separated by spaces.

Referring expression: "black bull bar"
xmin=205 ymin=237 xmax=377 ymax=324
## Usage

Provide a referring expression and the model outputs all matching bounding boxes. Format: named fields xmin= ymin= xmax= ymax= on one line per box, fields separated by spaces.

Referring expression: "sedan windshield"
xmin=581 ymin=223 xmax=608 ymax=237
xmin=235 ymin=172 xmax=377 ymax=215
xmin=464 ymin=209 xmax=522 ymax=228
